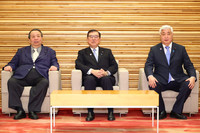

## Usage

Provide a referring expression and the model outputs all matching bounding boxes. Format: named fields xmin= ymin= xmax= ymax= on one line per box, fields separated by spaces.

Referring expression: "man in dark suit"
xmin=75 ymin=29 xmax=118 ymax=121
xmin=3 ymin=29 xmax=59 ymax=120
xmin=145 ymin=25 xmax=196 ymax=120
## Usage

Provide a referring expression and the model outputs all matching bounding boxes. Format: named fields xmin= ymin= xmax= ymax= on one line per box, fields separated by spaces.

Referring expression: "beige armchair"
xmin=71 ymin=68 xmax=129 ymax=115
xmin=1 ymin=70 xmax=61 ymax=115
xmin=138 ymin=68 xmax=199 ymax=116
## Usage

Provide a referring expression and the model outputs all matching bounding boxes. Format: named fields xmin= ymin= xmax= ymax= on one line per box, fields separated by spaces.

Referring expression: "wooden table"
xmin=50 ymin=90 xmax=159 ymax=133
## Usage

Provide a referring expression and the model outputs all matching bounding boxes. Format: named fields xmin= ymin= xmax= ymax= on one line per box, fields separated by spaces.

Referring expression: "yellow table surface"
xmin=50 ymin=90 xmax=159 ymax=107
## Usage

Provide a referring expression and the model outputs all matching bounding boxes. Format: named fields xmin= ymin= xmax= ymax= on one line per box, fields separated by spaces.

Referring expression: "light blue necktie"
xmin=165 ymin=46 xmax=172 ymax=83
xmin=93 ymin=48 xmax=98 ymax=61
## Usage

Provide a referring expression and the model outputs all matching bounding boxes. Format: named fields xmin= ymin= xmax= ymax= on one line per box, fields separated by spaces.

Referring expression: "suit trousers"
xmin=8 ymin=68 xmax=49 ymax=112
xmin=83 ymin=75 xmax=115 ymax=113
xmin=149 ymin=81 xmax=191 ymax=114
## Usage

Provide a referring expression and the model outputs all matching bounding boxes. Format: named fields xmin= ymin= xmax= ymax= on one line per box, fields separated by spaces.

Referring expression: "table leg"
xmin=152 ymin=108 xmax=154 ymax=127
xmin=50 ymin=106 xmax=52 ymax=133
xmin=53 ymin=107 xmax=55 ymax=127
xmin=157 ymin=107 xmax=159 ymax=133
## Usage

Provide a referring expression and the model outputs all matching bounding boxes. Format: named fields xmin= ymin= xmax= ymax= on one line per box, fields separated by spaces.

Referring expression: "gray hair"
xmin=159 ymin=25 xmax=173 ymax=34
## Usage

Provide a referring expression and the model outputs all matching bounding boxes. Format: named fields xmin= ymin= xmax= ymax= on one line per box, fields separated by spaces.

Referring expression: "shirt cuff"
xmin=190 ymin=76 xmax=196 ymax=80
xmin=107 ymin=71 xmax=111 ymax=76
xmin=87 ymin=68 xmax=93 ymax=75
xmin=148 ymin=75 xmax=153 ymax=78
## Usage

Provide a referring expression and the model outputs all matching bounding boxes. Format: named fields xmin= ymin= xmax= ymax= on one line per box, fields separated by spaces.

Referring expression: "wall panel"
xmin=0 ymin=0 xmax=200 ymax=106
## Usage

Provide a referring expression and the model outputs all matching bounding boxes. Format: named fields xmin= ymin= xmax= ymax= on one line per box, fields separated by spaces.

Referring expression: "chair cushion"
xmin=22 ymin=87 xmax=31 ymax=96
xmin=162 ymin=90 xmax=191 ymax=98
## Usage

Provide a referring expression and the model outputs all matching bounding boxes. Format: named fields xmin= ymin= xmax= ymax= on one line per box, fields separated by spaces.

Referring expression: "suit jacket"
xmin=145 ymin=42 xmax=196 ymax=85
xmin=5 ymin=45 xmax=59 ymax=79
xmin=75 ymin=47 xmax=118 ymax=77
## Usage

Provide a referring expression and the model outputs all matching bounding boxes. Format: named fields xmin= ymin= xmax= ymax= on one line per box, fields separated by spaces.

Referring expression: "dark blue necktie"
xmin=165 ymin=46 xmax=172 ymax=83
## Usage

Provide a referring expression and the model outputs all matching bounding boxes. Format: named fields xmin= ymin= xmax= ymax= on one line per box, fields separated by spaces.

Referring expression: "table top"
xmin=51 ymin=90 xmax=157 ymax=95
xmin=50 ymin=90 xmax=159 ymax=107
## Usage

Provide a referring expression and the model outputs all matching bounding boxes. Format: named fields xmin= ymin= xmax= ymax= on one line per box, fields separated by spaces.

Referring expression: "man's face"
xmin=87 ymin=31 xmax=101 ymax=48
xmin=29 ymin=31 xmax=42 ymax=48
xmin=160 ymin=28 xmax=173 ymax=46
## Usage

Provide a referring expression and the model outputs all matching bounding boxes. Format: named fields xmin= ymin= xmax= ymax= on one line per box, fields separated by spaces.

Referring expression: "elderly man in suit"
xmin=145 ymin=25 xmax=196 ymax=120
xmin=3 ymin=29 xmax=59 ymax=120
xmin=75 ymin=29 xmax=118 ymax=121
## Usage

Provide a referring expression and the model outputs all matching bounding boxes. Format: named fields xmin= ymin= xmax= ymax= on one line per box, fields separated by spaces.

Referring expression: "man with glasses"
xmin=75 ymin=29 xmax=118 ymax=121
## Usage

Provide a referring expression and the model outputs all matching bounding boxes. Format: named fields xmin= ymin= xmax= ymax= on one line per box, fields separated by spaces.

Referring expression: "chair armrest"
xmin=49 ymin=70 xmax=61 ymax=94
xmin=192 ymin=70 xmax=199 ymax=94
xmin=71 ymin=69 xmax=82 ymax=90
xmin=138 ymin=68 xmax=149 ymax=90
xmin=138 ymin=68 xmax=199 ymax=92
xmin=1 ymin=70 xmax=13 ymax=93
xmin=118 ymin=68 xmax=129 ymax=90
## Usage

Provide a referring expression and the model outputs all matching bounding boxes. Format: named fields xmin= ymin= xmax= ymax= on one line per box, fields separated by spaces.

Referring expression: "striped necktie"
xmin=165 ymin=46 xmax=172 ymax=83
xmin=93 ymin=48 xmax=98 ymax=61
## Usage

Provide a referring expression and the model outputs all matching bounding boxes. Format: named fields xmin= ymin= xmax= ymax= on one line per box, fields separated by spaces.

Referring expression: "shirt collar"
xmin=31 ymin=46 xmax=42 ymax=53
xmin=90 ymin=46 xmax=99 ymax=52
xmin=162 ymin=42 xmax=172 ymax=49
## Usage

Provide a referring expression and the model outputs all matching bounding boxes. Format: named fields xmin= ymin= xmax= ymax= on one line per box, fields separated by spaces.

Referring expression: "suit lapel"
xmin=37 ymin=45 xmax=45 ymax=59
xmin=36 ymin=45 xmax=47 ymax=61
xmin=25 ymin=46 xmax=32 ymax=61
xmin=158 ymin=43 xmax=168 ymax=66
xmin=170 ymin=42 xmax=176 ymax=60
xmin=86 ymin=47 xmax=97 ymax=63
xmin=98 ymin=47 xmax=104 ymax=63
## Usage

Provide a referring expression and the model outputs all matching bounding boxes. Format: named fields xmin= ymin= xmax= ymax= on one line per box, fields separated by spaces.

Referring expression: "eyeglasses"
xmin=88 ymin=35 xmax=99 ymax=39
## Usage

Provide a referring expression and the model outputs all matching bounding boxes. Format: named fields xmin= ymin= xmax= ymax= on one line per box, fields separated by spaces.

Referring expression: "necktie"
xmin=32 ymin=48 xmax=39 ymax=62
xmin=165 ymin=46 xmax=172 ymax=83
xmin=93 ymin=48 xmax=98 ymax=61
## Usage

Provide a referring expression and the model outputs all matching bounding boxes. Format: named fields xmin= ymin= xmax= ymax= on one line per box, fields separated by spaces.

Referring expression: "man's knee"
xmin=181 ymin=81 xmax=191 ymax=93
xmin=101 ymin=76 xmax=112 ymax=83
xmin=39 ymin=78 xmax=49 ymax=88
xmin=7 ymin=77 xmax=18 ymax=90
xmin=103 ymin=76 xmax=115 ymax=84
xmin=8 ymin=77 xmax=16 ymax=84
xmin=100 ymin=76 xmax=115 ymax=90
xmin=83 ymin=76 xmax=97 ymax=90
xmin=182 ymin=81 xmax=190 ymax=88
xmin=85 ymin=76 xmax=96 ymax=82
xmin=149 ymin=82 xmax=162 ymax=93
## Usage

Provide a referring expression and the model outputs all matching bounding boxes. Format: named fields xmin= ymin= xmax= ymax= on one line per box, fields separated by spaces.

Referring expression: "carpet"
xmin=0 ymin=109 xmax=200 ymax=133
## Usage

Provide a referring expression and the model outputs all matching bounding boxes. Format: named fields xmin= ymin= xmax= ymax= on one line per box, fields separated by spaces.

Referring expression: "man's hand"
xmin=91 ymin=69 xmax=102 ymax=78
xmin=49 ymin=66 xmax=58 ymax=71
xmin=148 ymin=75 xmax=158 ymax=88
xmin=91 ymin=69 xmax=108 ymax=78
xmin=100 ymin=69 xmax=108 ymax=77
xmin=185 ymin=77 xmax=195 ymax=89
xmin=4 ymin=66 xmax=12 ymax=72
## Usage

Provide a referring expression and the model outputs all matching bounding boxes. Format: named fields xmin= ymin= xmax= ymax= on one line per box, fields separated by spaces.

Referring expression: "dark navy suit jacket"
xmin=5 ymin=45 xmax=59 ymax=79
xmin=75 ymin=47 xmax=118 ymax=77
xmin=145 ymin=42 xmax=196 ymax=85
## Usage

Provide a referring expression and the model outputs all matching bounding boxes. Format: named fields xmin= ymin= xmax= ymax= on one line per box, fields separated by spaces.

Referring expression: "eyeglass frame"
xmin=88 ymin=35 xmax=100 ymax=39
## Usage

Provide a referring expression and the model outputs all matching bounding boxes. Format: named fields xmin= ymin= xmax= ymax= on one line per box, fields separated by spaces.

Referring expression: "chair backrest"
xmin=113 ymin=71 xmax=119 ymax=86
xmin=113 ymin=60 xmax=119 ymax=86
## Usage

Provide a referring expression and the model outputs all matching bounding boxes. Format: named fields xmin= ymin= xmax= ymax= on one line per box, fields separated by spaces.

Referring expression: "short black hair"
xmin=87 ymin=29 xmax=101 ymax=38
xmin=28 ymin=28 xmax=43 ymax=39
